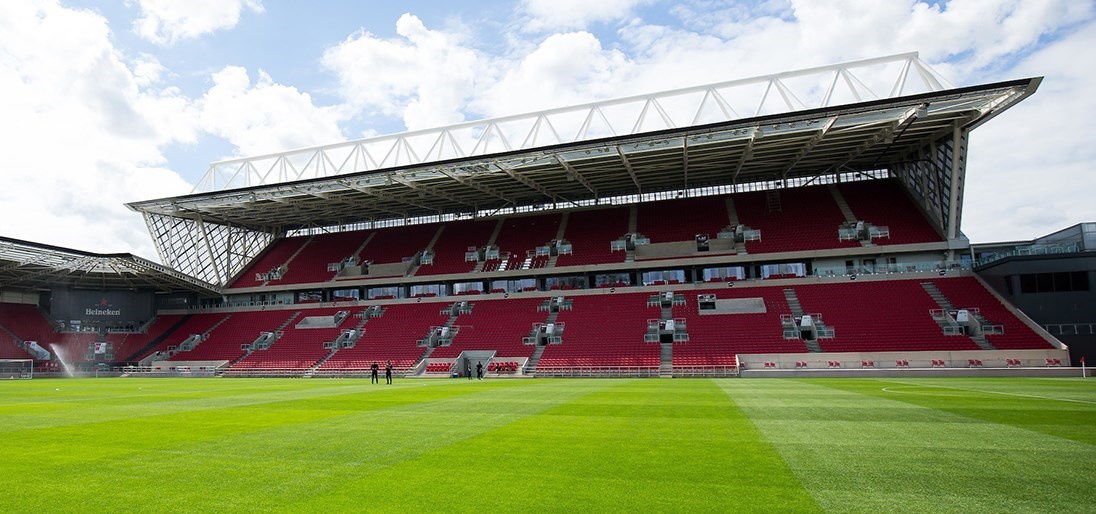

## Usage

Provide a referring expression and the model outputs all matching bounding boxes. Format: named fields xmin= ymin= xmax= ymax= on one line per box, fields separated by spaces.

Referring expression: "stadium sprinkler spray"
xmin=49 ymin=344 xmax=75 ymax=378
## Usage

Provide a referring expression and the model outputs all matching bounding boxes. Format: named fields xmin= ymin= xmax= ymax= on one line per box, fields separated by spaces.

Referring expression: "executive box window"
xmin=1017 ymin=271 xmax=1090 ymax=294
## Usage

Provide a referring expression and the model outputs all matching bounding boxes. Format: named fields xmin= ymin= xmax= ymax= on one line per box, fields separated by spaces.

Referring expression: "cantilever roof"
xmin=126 ymin=53 xmax=1040 ymax=233
xmin=0 ymin=236 xmax=219 ymax=294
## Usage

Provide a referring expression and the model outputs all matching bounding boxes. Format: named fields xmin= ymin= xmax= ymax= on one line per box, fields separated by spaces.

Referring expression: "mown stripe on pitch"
xmin=0 ymin=379 xmax=543 ymax=512
xmin=316 ymin=378 xmax=821 ymax=513
xmin=722 ymin=378 xmax=1096 ymax=514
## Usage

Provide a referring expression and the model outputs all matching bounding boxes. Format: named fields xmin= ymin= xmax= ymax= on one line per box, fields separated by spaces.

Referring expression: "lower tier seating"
xmin=794 ymin=280 xmax=982 ymax=353
xmin=537 ymin=293 xmax=660 ymax=368
xmin=431 ymin=298 xmax=543 ymax=359
xmin=930 ymin=277 xmax=1053 ymax=350
xmin=170 ymin=310 xmax=298 ymax=362
xmin=319 ymin=303 xmax=448 ymax=371
xmin=3 ymin=273 xmax=1057 ymax=371
xmin=673 ymin=287 xmax=808 ymax=367
xmin=233 ymin=307 xmax=358 ymax=369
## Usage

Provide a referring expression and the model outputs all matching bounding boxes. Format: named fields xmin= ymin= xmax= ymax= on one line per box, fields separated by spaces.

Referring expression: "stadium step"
xmin=920 ymin=282 xmax=955 ymax=311
xmin=659 ymin=342 xmax=673 ymax=377
xmin=177 ymin=314 xmax=232 ymax=357
xmin=0 ymin=321 xmax=23 ymax=344
xmin=526 ymin=344 xmax=547 ymax=371
xmin=828 ymin=184 xmax=859 ymax=224
xmin=783 ymin=289 xmax=805 ymax=317
xmin=0 ymin=322 xmax=36 ymax=359
xmin=272 ymin=235 xmax=315 ymax=284
xmin=782 ymin=289 xmax=823 ymax=352
xmin=725 ymin=196 xmax=741 ymax=226
xmin=486 ymin=218 xmax=505 ymax=246
xmin=125 ymin=314 xmax=193 ymax=362
xmin=546 ymin=211 xmax=569 ymax=268
xmin=414 ymin=346 xmax=436 ymax=374
xmin=829 ymin=185 xmax=872 ymax=247
xmin=350 ymin=231 xmax=377 ymax=261
xmin=920 ymin=282 xmax=997 ymax=350
xmin=423 ymin=224 xmax=446 ymax=253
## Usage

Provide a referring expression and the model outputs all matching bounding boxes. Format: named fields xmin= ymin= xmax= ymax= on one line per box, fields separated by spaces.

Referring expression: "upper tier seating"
xmin=170 ymin=310 xmax=297 ymax=362
xmin=672 ymin=287 xmax=807 ymax=368
xmin=555 ymin=207 xmax=629 ymax=267
xmin=491 ymin=214 xmax=560 ymax=271
xmin=431 ymin=298 xmax=543 ymax=359
xmin=224 ymin=179 xmax=947 ymax=290
xmin=736 ymin=186 xmax=861 ymax=254
xmin=538 ymin=293 xmax=659 ymax=368
xmin=231 ymin=237 xmax=309 ymax=288
xmin=280 ymin=231 xmax=372 ymax=284
xmin=930 ymin=277 xmax=1054 ymax=350
xmin=636 ymin=196 xmax=729 ymax=243
xmin=359 ymin=224 xmax=438 ymax=269
xmin=793 ymin=279 xmax=981 ymax=353
xmin=233 ymin=307 xmax=357 ymax=369
xmin=319 ymin=303 xmax=447 ymax=370
xmin=838 ymin=180 xmax=942 ymax=245
xmin=415 ymin=219 xmax=496 ymax=276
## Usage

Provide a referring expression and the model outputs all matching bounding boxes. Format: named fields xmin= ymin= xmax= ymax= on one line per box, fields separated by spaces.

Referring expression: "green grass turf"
xmin=0 ymin=377 xmax=1092 ymax=513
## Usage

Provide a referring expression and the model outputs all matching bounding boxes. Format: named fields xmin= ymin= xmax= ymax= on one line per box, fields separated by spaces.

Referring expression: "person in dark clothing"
xmin=465 ymin=362 xmax=472 ymax=380
xmin=385 ymin=360 xmax=393 ymax=385
xmin=476 ymin=361 xmax=483 ymax=380
xmin=370 ymin=361 xmax=379 ymax=384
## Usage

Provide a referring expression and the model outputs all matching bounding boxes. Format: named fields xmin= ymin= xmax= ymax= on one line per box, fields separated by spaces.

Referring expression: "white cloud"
xmin=322 ymin=13 xmax=482 ymax=130
xmin=322 ymin=2 xmax=1094 ymax=242
xmin=473 ymin=32 xmax=632 ymax=117
xmin=0 ymin=1 xmax=197 ymax=257
xmin=963 ymin=21 xmax=1096 ymax=241
xmin=198 ymin=66 xmax=344 ymax=157
xmin=521 ymin=0 xmax=652 ymax=31
xmin=130 ymin=0 xmax=263 ymax=45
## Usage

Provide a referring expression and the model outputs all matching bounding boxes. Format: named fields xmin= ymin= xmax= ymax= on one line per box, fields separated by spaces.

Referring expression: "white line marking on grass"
xmin=882 ymin=382 xmax=1096 ymax=405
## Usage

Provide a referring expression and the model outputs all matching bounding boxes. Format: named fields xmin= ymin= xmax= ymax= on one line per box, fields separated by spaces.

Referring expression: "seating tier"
xmin=931 ymin=277 xmax=1053 ymax=350
xmin=319 ymin=303 xmax=447 ymax=370
xmin=556 ymin=207 xmax=629 ymax=267
xmin=431 ymin=298 xmax=543 ymax=359
xmin=538 ymin=293 xmax=659 ymax=368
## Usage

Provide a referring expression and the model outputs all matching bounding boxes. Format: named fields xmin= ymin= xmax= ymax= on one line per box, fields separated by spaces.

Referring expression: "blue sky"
xmin=1 ymin=0 xmax=1095 ymax=258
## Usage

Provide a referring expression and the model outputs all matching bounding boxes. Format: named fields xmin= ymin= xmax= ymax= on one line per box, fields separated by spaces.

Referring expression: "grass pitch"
xmin=1 ymin=377 xmax=1093 ymax=513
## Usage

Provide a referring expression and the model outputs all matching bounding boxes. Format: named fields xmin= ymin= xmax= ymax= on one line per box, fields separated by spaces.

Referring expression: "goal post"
xmin=0 ymin=359 xmax=34 ymax=379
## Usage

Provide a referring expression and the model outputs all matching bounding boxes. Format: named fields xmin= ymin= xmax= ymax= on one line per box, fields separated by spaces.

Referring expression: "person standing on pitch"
xmin=370 ymin=361 xmax=379 ymax=384
xmin=465 ymin=361 xmax=472 ymax=380
xmin=476 ymin=361 xmax=483 ymax=380
xmin=385 ymin=360 xmax=393 ymax=385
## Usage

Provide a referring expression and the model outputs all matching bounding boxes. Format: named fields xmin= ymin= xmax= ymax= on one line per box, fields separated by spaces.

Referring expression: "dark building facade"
xmin=974 ymin=223 xmax=1096 ymax=366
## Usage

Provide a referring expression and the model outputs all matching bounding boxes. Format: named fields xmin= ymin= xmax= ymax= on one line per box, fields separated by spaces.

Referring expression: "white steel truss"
xmin=192 ymin=53 xmax=951 ymax=194
xmin=141 ymin=213 xmax=273 ymax=287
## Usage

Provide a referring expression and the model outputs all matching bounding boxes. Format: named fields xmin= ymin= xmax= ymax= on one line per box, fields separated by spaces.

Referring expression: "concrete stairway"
xmin=472 ymin=218 xmax=506 ymax=273
xmin=659 ymin=342 xmax=673 ymax=377
xmin=783 ymin=289 xmax=822 ymax=353
xmin=724 ymin=197 xmax=747 ymax=254
xmin=526 ymin=344 xmax=547 ymax=371
xmin=263 ymin=235 xmax=314 ymax=285
xmin=546 ymin=211 xmax=569 ymax=268
xmin=829 ymin=185 xmax=871 ymax=247
xmin=921 ymin=282 xmax=997 ymax=350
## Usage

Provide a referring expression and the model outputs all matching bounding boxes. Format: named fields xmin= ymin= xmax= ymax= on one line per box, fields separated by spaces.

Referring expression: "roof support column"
xmin=946 ymin=123 xmax=968 ymax=242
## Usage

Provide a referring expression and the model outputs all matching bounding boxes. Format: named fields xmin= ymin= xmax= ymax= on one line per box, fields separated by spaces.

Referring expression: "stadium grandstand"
xmin=0 ymin=53 xmax=1079 ymax=377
